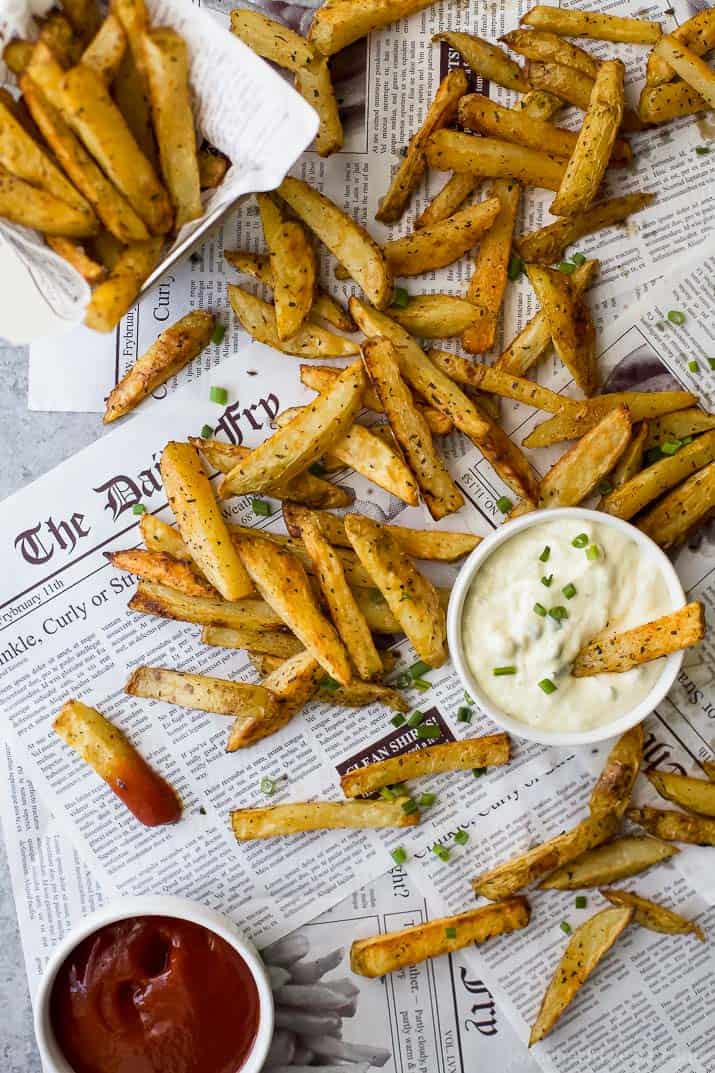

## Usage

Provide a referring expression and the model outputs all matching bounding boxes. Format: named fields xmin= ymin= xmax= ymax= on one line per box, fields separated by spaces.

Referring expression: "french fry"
xmin=389 ymin=294 xmax=483 ymax=338
xmin=160 ymin=441 xmax=254 ymax=601
xmin=317 ymin=680 xmax=408 ymax=710
xmin=107 ymin=548 xmax=217 ymax=598
xmin=231 ymin=798 xmax=420 ymax=839
xmin=40 ymin=11 xmax=85 ymax=59
xmin=627 ymin=806 xmax=715 ymax=845
xmin=104 ymin=310 xmax=214 ymax=422
xmin=646 ymin=770 xmax=715 ymax=818
xmin=229 ymin=9 xmax=316 ymax=69
xmin=382 ymin=198 xmax=500 ymax=277
xmin=527 ymin=60 xmax=594 ymax=111
xmin=217 ymin=362 xmax=364 ymax=497
xmin=352 ymin=587 xmax=403 ymax=634
xmin=278 ymin=176 xmax=392 ymax=308
xmin=202 ymin=625 xmax=304 ymax=659
xmin=84 ymin=237 xmax=163 ymax=332
xmin=349 ymin=299 xmax=539 ymax=502
xmin=425 ymin=130 xmax=566 ymax=191
xmin=520 ymin=6 xmax=662 ymax=45
xmin=501 ymin=28 xmax=601 ymax=79
xmin=428 ymin=351 xmax=566 ymax=413
xmin=351 ymin=899 xmax=530 ymax=978
xmin=541 ymin=834 xmax=678 ymax=890
xmin=129 ymin=580 xmax=285 ymax=631
xmin=572 ymin=602 xmax=705 ymax=677
xmin=228 ymin=284 xmax=359 ymax=358
xmin=294 ymin=56 xmax=343 ymax=157
xmin=54 ymin=698 xmax=181 ymax=826
xmin=112 ymin=6 xmax=158 ymax=168
xmin=638 ymin=80 xmax=708 ymax=123
xmin=461 ymin=180 xmax=520 ymax=354
xmin=3 ymin=40 xmax=34 ymax=75
xmin=341 ymin=734 xmax=510 ymax=797
xmin=345 ymin=514 xmax=446 ymax=667
xmin=472 ymin=813 xmax=619 ymax=900
xmin=415 ymin=173 xmax=479 ymax=230
xmin=257 ymin=194 xmax=316 ymax=341
xmin=376 ymin=68 xmax=468 ymax=224
xmin=600 ymin=430 xmax=715 ymax=518
xmin=517 ymin=193 xmax=654 ymax=265
xmin=537 ymin=406 xmax=631 ymax=508
xmin=589 ymin=725 xmax=643 ymax=820
xmin=224 ymin=250 xmax=353 ymax=331
xmin=227 ymin=651 xmax=324 ymax=751
xmin=432 ymin=32 xmax=528 ymax=93
xmin=81 ymin=13 xmax=126 ymax=82
xmin=639 ymin=462 xmax=715 ymax=549
xmin=309 ymin=0 xmax=438 ymax=56
xmin=0 ymin=166 xmax=96 ymax=237
xmin=647 ymin=8 xmax=715 ymax=85
xmin=551 ymin=60 xmax=624 ymax=218
xmin=645 ymin=409 xmax=715 ymax=448
xmin=526 ymin=263 xmax=597 ymax=395
xmin=60 ymin=0 xmax=102 ymax=42
xmin=45 ymin=237 xmax=106 ymax=284
xmin=529 ymin=907 xmax=633 ymax=1046
xmin=652 ymin=35 xmax=715 ymax=109
xmin=524 ymin=391 xmax=696 ymax=448
xmin=125 ymin=666 xmax=280 ymax=720
xmin=600 ymin=889 xmax=704 ymax=941
xmin=140 ymin=513 xmax=193 ymax=561
xmin=198 ymin=147 xmax=230 ymax=189
xmin=598 ymin=422 xmax=648 ymax=506
xmin=362 ymin=338 xmax=463 ymax=520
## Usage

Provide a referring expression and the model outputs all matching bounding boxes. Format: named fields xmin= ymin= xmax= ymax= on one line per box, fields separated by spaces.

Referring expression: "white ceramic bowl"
xmin=447 ymin=507 xmax=685 ymax=747
xmin=34 ymin=895 xmax=274 ymax=1073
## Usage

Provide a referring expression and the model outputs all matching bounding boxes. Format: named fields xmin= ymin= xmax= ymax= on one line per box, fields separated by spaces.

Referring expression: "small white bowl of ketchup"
xmin=35 ymin=895 xmax=274 ymax=1073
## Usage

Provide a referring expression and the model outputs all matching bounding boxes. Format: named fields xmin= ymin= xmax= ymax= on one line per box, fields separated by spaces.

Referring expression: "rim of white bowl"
xmin=447 ymin=507 xmax=685 ymax=746
xmin=34 ymin=895 xmax=274 ymax=1073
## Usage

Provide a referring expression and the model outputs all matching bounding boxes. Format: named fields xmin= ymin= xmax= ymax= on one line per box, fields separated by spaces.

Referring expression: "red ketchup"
xmin=50 ymin=916 xmax=260 ymax=1073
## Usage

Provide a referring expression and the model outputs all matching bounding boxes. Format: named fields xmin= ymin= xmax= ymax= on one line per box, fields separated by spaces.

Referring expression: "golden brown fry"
xmin=647 ymin=8 xmax=715 ymax=85
xmin=589 ymin=725 xmax=643 ymax=820
xmin=113 ymin=45 xmax=157 ymax=167
xmin=81 ymin=13 xmax=126 ymax=82
xmin=84 ymin=236 xmax=163 ymax=331
xmin=526 ymin=263 xmax=597 ymax=395
xmin=389 ymin=294 xmax=483 ymax=338
xmin=228 ymin=283 xmax=358 ymax=357
xmin=257 ymin=193 xmax=316 ymax=341
xmin=600 ymin=889 xmax=704 ymax=941
xmin=428 ymin=351 xmax=566 ymax=413
xmin=598 ymin=422 xmax=648 ymax=506
xmin=601 ymin=430 xmax=715 ymax=519
xmin=294 ymin=56 xmax=343 ymax=157
xmin=229 ymin=9 xmax=315 ymax=69
xmin=416 ymin=173 xmax=479 ymax=230
xmin=376 ymin=68 xmax=468 ymax=224
xmin=227 ymin=651 xmax=324 ymax=749
xmin=541 ymin=835 xmax=678 ymax=890
xmin=551 ymin=60 xmax=624 ymax=218
xmin=528 ymin=61 xmax=647 ymax=133
xmin=521 ymin=6 xmax=661 ymax=44
xmin=652 ymin=35 xmax=715 ymax=109
xmin=646 ymin=409 xmax=715 ymax=448
xmin=646 ymin=770 xmax=715 ymax=818
xmin=125 ymin=666 xmax=280 ymax=719
xmin=501 ymin=28 xmax=601 ymax=78
xmin=351 ymin=899 xmax=530 ymax=978
xmin=309 ymin=0 xmax=437 ymax=55
xmin=231 ymin=798 xmax=420 ymax=839
xmin=639 ymin=80 xmax=708 ymax=123
xmin=383 ymin=198 xmax=500 ymax=277
xmin=198 ymin=147 xmax=230 ymax=189
xmin=524 ymin=391 xmax=696 ymax=448
xmin=129 ymin=580 xmax=284 ymax=631
xmin=638 ymin=461 xmax=715 ymax=549
xmin=538 ymin=406 xmax=631 ymax=507
xmin=341 ymin=734 xmax=510 ymax=797
xmin=425 ymin=130 xmax=566 ymax=191
xmin=529 ymin=907 xmax=633 ymax=1046
xmin=627 ymin=806 xmax=715 ymax=845
xmin=60 ymin=0 xmax=102 ymax=42
xmin=573 ymin=602 xmax=705 ymax=677
xmin=104 ymin=310 xmax=214 ymax=422
xmin=202 ymin=625 xmax=303 ymax=658
xmin=432 ymin=32 xmax=528 ymax=93
xmin=460 ymin=180 xmax=519 ymax=354
xmin=139 ymin=513 xmax=192 ymax=560
xmin=317 ymin=680 xmax=407 ymax=710
xmin=517 ymin=193 xmax=654 ymax=265
xmin=0 ymin=166 xmax=95 ymax=237
xmin=45 ymin=237 xmax=106 ymax=284
xmin=224 ymin=250 xmax=353 ymax=331
xmin=108 ymin=548 xmax=217 ymax=598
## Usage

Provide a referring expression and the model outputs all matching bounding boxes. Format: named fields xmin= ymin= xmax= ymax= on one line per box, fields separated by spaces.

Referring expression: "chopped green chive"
xmin=407 ymin=710 xmax=425 ymax=727
xmin=507 ymin=252 xmax=524 ymax=280
xmin=562 ymin=582 xmax=577 ymax=600
xmin=411 ymin=678 xmax=431 ymax=692
xmin=390 ymin=714 xmax=406 ymax=727
xmin=571 ymin=252 xmax=586 ymax=266
xmin=132 ymin=503 xmax=146 ymax=515
xmin=560 ymin=921 xmax=572 ymax=935
xmin=497 ymin=495 xmax=514 ymax=513
xmin=596 ymin=479 xmax=613 ymax=495
xmin=557 ymin=260 xmax=577 ymax=274
xmin=391 ymin=847 xmax=407 ymax=865
xmin=380 ymin=787 xmax=396 ymax=800
xmin=541 ymin=574 xmax=553 ymax=587
xmin=533 ymin=602 xmax=547 ymax=617
xmin=211 ymin=322 xmax=226 ymax=345
xmin=209 ymin=385 xmax=228 ymax=405
xmin=549 ymin=605 xmax=568 ymax=622
xmin=575 ymin=895 xmax=587 ymax=909
xmin=200 ymin=424 xmax=214 ymax=439
xmin=445 ymin=926 xmax=457 ymax=939
xmin=539 ymin=545 xmax=551 ymax=562
xmin=695 ymin=145 xmax=710 ymax=155
xmin=454 ymin=828 xmax=469 ymax=845
xmin=417 ymin=724 xmax=440 ymax=740
xmin=308 ymin=461 xmax=326 ymax=477
xmin=688 ymin=360 xmax=700 ymax=373
xmin=708 ymin=358 xmax=715 ymax=371
xmin=667 ymin=310 xmax=685 ymax=326
xmin=392 ymin=286 xmax=410 ymax=308
xmin=586 ymin=543 xmax=601 ymax=561
xmin=539 ymin=678 xmax=557 ymax=694
xmin=391 ymin=784 xmax=408 ymax=796
xmin=401 ymin=798 xmax=419 ymax=815
xmin=418 ymin=792 xmax=437 ymax=807
xmin=660 ymin=439 xmax=681 ymax=455
xmin=457 ymin=706 xmax=473 ymax=723
xmin=409 ymin=660 xmax=431 ymax=679
xmin=493 ymin=665 xmax=516 ymax=676
xmin=259 ymin=777 xmax=275 ymax=795
xmin=394 ymin=672 xmax=411 ymax=690
xmin=572 ymin=533 xmax=589 ymax=548
xmin=252 ymin=498 xmax=271 ymax=516
xmin=464 ymin=691 xmax=474 ymax=705
xmin=320 ymin=676 xmax=340 ymax=691
xmin=472 ymin=767 xmax=486 ymax=777
xmin=432 ymin=843 xmax=450 ymax=861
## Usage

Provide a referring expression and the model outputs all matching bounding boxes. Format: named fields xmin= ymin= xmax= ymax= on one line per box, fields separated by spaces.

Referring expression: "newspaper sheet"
xmin=26 ymin=0 xmax=715 ymax=412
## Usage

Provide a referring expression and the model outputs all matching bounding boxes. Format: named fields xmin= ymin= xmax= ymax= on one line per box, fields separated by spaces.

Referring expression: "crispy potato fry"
xmin=128 ymin=580 xmax=285 ymax=631
xmin=202 ymin=625 xmax=303 ymax=658
xmin=572 ymin=602 xmax=705 ymax=676
xmin=432 ymin=32 xmax=528 ymax=93
xmin=351 ymin=898 xmax=530 ymax=978
xmin=112 ymin=42 xmax=158 ymax=167
xmin=501 ymin=28 xmax=601 ymax=78
xmin=3 ymin=40 xmax=34 ymax=75
xmin=538 ymin=405 xmax=631 ymax=507
xmin=389 ymin=294 xmax=483 ymax=338
xmin=45 ymin=237 xmax=106 ymax=284
xmin=84 ymin=237 xmax=163 ymax=332
xmin=228 ymin=284 xmax=358 ymax=358
xmin=600 ymin=889 xmax=704 ymax=941
xmin=351 ymin=587 xmax=402 ymax=634
xmin=224 ymin=250 xmax=353 ymax=331
xmin=415 ymin=173 xmax=479 ymax=230
xmin=125 ymin=666 xmax=280 ymax=720
xmin=227 ymin=651 xmax=324 ymax=750
xmin=645 ymin=409 xmax=715 ymax=448
xmin=104 ymin=310 xmax=214 ymax=422
xmin=652 ymin=35 xmax=715 ymax=109
xmin=517 ymin=193 xmax=654 ymax=265
xmin=425 ymin=130 xmax=566 ymax=191
xmin=647 ymin=8 xmax=715 ymax=85
xmin=318 ymin=680 xmax=408 ymax=710
xmin=528 ymin=60 xmax=594 ymax=111
xmin=428 ymin=351 xmax=565 ymax=413
xmin=628 ymin=806 xmax=715 ymax=845
xmin=350 ymin=299 xmax=539 ymax=502
xmin=524 ymin=391 xmax=696 ymax=448
xmin=341 ymin=733 xmax=510 ymax=797
xmin=81 ymin=13 xmax=126 ymax=82
xmin=589 ymin=725 xmax=643 ymax=819
xmin=383 ymin=198 xmax=500 ymax=277
xmin=461 ymin=179 xmax=520 ymax=354
xmin=278 ymin=176 xmax=392 ymax=308
xmin=139 ymin=513 xmax=192 ymax=560
xmin=376 ymin=68 xmax=468 ymax=224
xmin=257 ymin=194 xmax=316 ymax=340
xmin=345 ymin=514 xmax=446 ymax=667
xmin=54 ymin=698 xmax=181 ymax=826
xmin=198 ymin=147 xmax=230 ymax=189
xmin=294 ymin=56 xmax=343 ymax=157
xmin=598 ymin=422 xmax=648 ymax=506
xmin=639 ymin=461 xmax=715 ymax=549
xmin=600 ymin=430 xmax=715 ymax=518
xmin=521 ymin=6 xmax=661 ymax=44
xmin=40 ymin=10 xmax=85 ymax=58
xmin=472 ymin=813 xmax=619 ymax=901
xmin=61 ymin=0 xmax=102 ymax=42
xmin=639 ymin=80 xmax=708 ymax=123
xmin=231 ymin=798 xmax=420 ymax=839
xmin=217 ymin=362 xmax=364 ymax=497
xmin=541 ymin=835 xmax=678 ymax=889
xmin=362 ymin=338 xmax=463 ymax=520
xmin=229 ymin=523 xmax=374 ymax=591
xmin=107 ymin=548 xmax=217 ymax=598
xmin=526 ymin=263 xmax=597 ymax=395
xmin=160 ymin=441 xmax=254 ymax=601
xmin=229 ymin=9 xmax=315 ymax=69
xmin=647 ymin=770 xmax=715 ymax=817
xmin=309 ymin=0 xmax=437 ymax=55
xmin=551 ymin=60 xmax=624 ymax=217
xmin=0 ymin=166 xmax=96 ymax=237
xmin=529 ymin=907 xmax=633 ymax=1046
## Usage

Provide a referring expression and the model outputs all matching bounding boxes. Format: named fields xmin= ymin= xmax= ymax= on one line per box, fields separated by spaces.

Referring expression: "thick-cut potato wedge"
xmin=362 ymin=338 xmax=463 ymax=520
xmin=317 ymin=680 xmax=407 ymax=710
xmin=198 ymin=147 xmax=230 ymax=190
xmin=472 ymin=812 xmax=619 ymax=901
xmin=432 ymin=32 xmax=528 ymax=93
xmin=84 ymin=237 xmax=163 ymax=332
xmin=541 ymin=835 xmax=678 ymax=889
xmin=551 ymin=60 xmax=624 ymax=218
xmin=528 ymin=60 xmax=595 ymax=111
xmin=257 ymin=193 xmax=316 ymax=340
xmin=639 ymin=462 xmax=715 ymax=549
xmin=652 ymin=35 xmax=715 ymax=109
xmin=524 ymin=391 xmax=696 ymax=448
xmin=104 ymin=310 xmax=214 ymax=422
xmin=231 ymin=525 xmax=375 ymax=592
xmin=376 ymin=68 xmax=468 ymax=224
xmin=231 ymin=798 xmax=420 ymax=839
xmin=646 ymin=409 xmax=715 ymax=448
xmin=425 ymin=130 xmax=566 ymax=191
xmin=501 ymin=28 xmax=601 ymax=78
xmin=125 ymin=666 xmax=279 ymax=720
xmin=537 ymin=406 xmax=631 ymax=508
xmin=227 ymin=651 xmax=324 ymax=750
xmin=350 ymin=300 xmax=539 ymax=502
xmin=517 ymin=193 xmax=654 ymax=265
xmin=353 ymin=587 xmax=403 ymax=634
xmin=3 ymin=41 xmax=33 ymax=75
xmin=234 ymin=531 xmax=352 ymax=685
xmin=218 ymin=362 xmax=364 ymax=497
xmin=107 ymin=548 xmax=217 ymax=598
xmin=128 ymin=580 xmax=285 ymax=631
xmin=341 ymin=733 xmax=510 ymax=797
xmin=45 ymin=237 xmax=106 ymax=284
xmin=647 ymin=770 xmax=715 ymax=818
xmin=520 ymin=7 xmax=661 ymax=44
xmin=383 ymin=198 xmax=500 ymax=277
xmin=294 ymin=56 xmax=343 ymax=157
xmin=572 ymin=602 xmax=705 ymax=677
xmin=0 ymin=167 xmax=96 ymax=237
xmin=309 ymin=0 xmax=437 ymax=55
xmin=639 ymin=81 xmax=708 ymax=123
xmin=160 ymin=441 xmax=253 ymax=601
xmin=112 ymin=4 xmax=158 ymax=167
xmin=61 ymin=0 xmax=102 ymax=42
xmin=351 ymin=899 xmax=530 ymax=978
xmin=140 ymin=513 xmax=192 ymax=561
xmin=228 ymin=284 xmax=359 ymax=358
xmin=82 ymin=14 xmax=126 ymax=82
xmin=428 ymin=352 xmax=566 ymax=414
xmin=529 ymin=907 xmax=633 ymax=1046
xmin=598 ymin=422 xmax=648 ymax=506
xmin=589 ymin=725 xmax=643 ymax=819
xmin=54 ymin=699 xmax=181 ymax=826
xmin=462 ymin=179 xmax=520 ymax=354
xmin=627 ymin=806 xmax=715 ymax=845
xmin=647 ymin=8 xmax=715 ymax=85
xmin=526 ymin=263 xmax=597 ymax=395
xmin=225 ymin=250 xmax=353 ymax=331
xmin=202 ymin=625 xmax=303 ymax=659
xmin=600 ymin=889 xmax=704 ymax=941
xmin=345 ymin=514 xmax=446 ymax=667
xmin=278 ymin=176 xmax=392 ymax=309
xmin=415 ymin=173 xmax=479 ymax=230
xmin=229 ymin=10 xmax=315 ymax=69
xmin=600 ymin=430 xmax=715 ymax=519
xmin=389 ymin=294 xmax=483 ymax=338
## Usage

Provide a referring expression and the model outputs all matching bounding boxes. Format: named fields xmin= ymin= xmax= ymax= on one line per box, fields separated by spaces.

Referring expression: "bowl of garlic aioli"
xmin=447 ymin=508 xmax=685 ymax=746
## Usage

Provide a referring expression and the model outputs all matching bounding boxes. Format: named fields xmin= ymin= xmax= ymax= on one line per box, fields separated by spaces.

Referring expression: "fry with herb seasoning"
xmin=128 ymin=581 xmax=285 ymax=631
xmin=520 ymin=7 xmax=662 ymax=45
xmin=526 ymin=263 xmax=597 ymax=395
xmin=257 ymin=193 xmax=316 ymax=341
xmin=639 ymin=80 xmax=709 ymax=123
xmin=600 ymin=889 xmax=704 ymax=941
xmin=231 ymin=798 xmax=420 ymax=840
xmin=589 ymin=725 xmax=643 ymax=819
xmin=651 ymin=35 xmax=715 ymax=110
xmin=646 ymin=769 xmax=715 ymax=817
xmin=462 ymin=180 xmax=520 ymax=354
xmin=501 ymin=28 xmax=601 ymax=78
xmin=638 ymin=461 xmax=715 ymax=549
xmin=125 ymin=666 xmax=280 ymax=720
xmin=428 ymin=352 xmax=567 ymax=413
xmin=107 ymin=548 xmax=218 ymax=598
xmin=81 ymin=13 xmax=126 ymax=82
xmin=432 ymin=32 xmax=529 ymax=93
xmin=382 ymin=198 xmax=500 ymax=276
xmin=388 ymin=294 xmax=485 ymax=338
xmin=572 ymin=602 xmax=705 ymax=676
xmin=540 ymin=835 xmax=678 ymax=889
xmin=537 ymin=406 xmax=631 ymax=508
xmin=202 ymin=625 xmax=304 ymax=658
xmin=84 ymin=237 xmax=163 ymax=332
xmin=524 ymin=391 xmax=696 ymax=448
xmin=600 ymin=430 xmax=715 ymax=519
xmin=627 ymin=806 xmax=715 ymax=845
xmin=228 ymin=285 xmax=359 ymax=358
xmin=415 ymin=173 xmax=480 ymax=230
xmin=425 ymin=130 xmax=566 ymax=191
xmin=646 ymin=8 xmax=715 ymax=85
xmin=516 ymin=193 xmax=654 ymax=265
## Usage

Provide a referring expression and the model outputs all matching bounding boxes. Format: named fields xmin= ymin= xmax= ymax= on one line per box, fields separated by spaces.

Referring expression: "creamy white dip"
xmin=461 ymin=519 xmax=673 ymax=732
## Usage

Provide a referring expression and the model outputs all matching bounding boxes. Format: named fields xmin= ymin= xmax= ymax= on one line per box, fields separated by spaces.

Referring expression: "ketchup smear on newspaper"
xmin=50 ymin=916 xmax=260 ymax=1073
